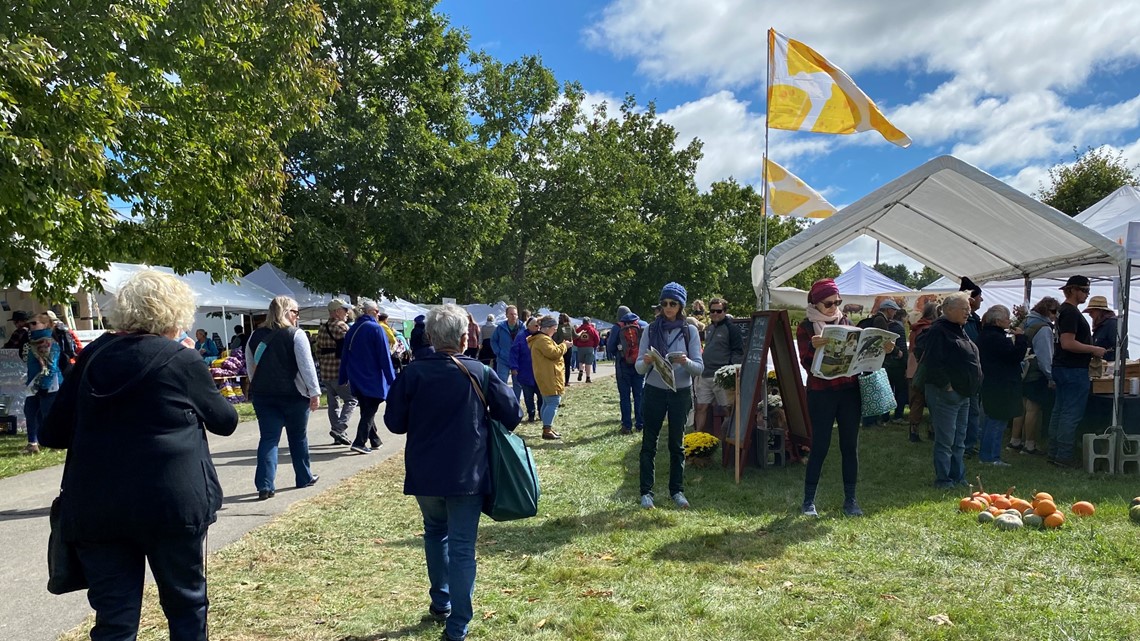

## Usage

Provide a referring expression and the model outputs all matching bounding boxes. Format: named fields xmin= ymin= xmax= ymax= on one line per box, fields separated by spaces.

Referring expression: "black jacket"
xmin=977 ymin=325 xmax=1028 ymax=420
xmin=916 ymin=317 xmax=982 ymax=398
xmin=40 ymin=333 xmax=238 ymax=542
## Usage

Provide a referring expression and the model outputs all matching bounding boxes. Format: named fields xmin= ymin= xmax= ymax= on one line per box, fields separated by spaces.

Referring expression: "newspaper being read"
xmin=810 ymin=326 xmax=898 ymax=380
xmin=647 ymin=347 xmax=677 ymax=392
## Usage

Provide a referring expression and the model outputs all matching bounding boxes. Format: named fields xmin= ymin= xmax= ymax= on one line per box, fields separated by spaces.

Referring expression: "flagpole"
xmin=760 ymin=28 xmax=774 ymax=311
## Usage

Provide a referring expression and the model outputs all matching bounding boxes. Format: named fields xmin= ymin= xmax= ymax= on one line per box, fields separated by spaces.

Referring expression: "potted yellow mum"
xmin=683 ymin=431 xmax=720 ymax=468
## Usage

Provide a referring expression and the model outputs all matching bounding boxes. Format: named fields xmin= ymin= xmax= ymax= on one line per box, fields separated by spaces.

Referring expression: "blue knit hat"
xmin=660 ymin=282 xmax=687 ymax=307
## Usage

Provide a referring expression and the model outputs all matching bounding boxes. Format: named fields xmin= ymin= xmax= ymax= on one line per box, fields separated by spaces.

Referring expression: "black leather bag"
xmin=47 ymin=494 xmax=85 ymax=594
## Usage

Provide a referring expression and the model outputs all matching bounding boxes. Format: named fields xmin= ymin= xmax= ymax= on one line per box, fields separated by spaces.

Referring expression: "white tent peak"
xmin=764 ymin=156 xmax=1125 ymax=291
xmin=834 ymin=261 xmax=911 ymax=296
xmin=1074 ymin=185 xmax=1140 ymax=245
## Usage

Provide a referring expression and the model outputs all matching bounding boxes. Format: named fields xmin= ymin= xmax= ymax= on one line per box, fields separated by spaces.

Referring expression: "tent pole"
xmin=1023 ymin=276 xmax=1031 ymax=310
xmin=760 ymin=28 xmax=774 ymax=311
xmin=222 ymin=306 xmax=229 ymax=348
xmin=1113 ymin=260 xmax=1130 ymax=430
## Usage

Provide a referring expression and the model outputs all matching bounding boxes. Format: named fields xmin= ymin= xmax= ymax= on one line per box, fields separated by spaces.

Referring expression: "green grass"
xmin=59 ymin=382 xmax=1140 ymax=641
xmin=0 ymin=432 xmax=66 ymax=479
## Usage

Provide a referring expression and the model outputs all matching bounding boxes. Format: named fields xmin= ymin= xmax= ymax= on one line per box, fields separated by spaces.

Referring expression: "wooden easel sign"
xmin=725 ymin=311 xmax=811 ymax=482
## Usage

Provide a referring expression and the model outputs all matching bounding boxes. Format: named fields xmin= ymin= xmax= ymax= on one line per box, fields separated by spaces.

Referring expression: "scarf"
xmin=805 ymin=304 xmax=843 ymax=336
xmin=649 ymin=317 xmax=686 ymax=358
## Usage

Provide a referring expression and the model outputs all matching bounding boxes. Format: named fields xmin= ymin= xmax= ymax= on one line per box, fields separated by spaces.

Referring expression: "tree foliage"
xmin=1037 ymin=146 xmax=1140 ymax=216
xmin=1 ymin=0 xmax=335 ymax=300
xmin=282 ymin=0 xmax=511 ymax=303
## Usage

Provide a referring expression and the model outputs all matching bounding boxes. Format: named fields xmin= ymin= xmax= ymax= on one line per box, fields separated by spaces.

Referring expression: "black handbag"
xmin=47 ymin=492 xmax=86 ymax=594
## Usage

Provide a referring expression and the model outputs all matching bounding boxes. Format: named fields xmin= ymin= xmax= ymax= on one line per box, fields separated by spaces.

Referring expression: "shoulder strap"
xmin=448 ymin=354 xmax=488 ymax=409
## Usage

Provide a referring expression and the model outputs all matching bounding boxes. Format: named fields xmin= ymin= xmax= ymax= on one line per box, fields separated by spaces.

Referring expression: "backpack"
xmin=618 ymin=321 xmax=643 ymax=365
xmin=53 ymin=326 xmax=81 ymax=375
xmin=1022 ymin=320 xmax=1052 ymax=382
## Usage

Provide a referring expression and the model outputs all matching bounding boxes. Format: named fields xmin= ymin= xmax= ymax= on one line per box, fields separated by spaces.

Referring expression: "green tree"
xmin=1037 ymin=146 xmax=1140 ymax=216
xmin=2 ymin=0 xmax=334 ymax=301
xmin=873 ymin=263 xmax=913 ymax=288
xmin=282 ymin=0 xmax=511 ymax=302
xmin=910 ymin=266 xmax=942 ymax=289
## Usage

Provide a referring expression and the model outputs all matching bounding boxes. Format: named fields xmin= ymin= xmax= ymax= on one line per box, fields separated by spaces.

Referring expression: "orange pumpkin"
xmin=1034 ymin=492 xmax=1053 ymax=502
xmin=989 ymin=493 xmax=1003 ymax=503
xmin=960 ymin=498 xmax=985 ymax=512
xmin=1035 ymin=499 xmax=1058 ymax=517
xmin=1010 ymin=498 xmax=1032 ymax=514
xmin=987 ymin=506 xmax=1002 ymax=516
xmin=1044 ymin=512 xmax=1065 ymax=528
xmin=993 ymin=495 xmax=1013 ymax=510
xmin=1071 ymin=501 xmax=1095 ymax=516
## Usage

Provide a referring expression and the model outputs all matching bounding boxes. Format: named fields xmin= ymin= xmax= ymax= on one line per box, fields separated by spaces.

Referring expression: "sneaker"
xmin=990 ymin=460 xmax=1012 ymax=468
xmin=1021 ymin=447 xmax=1042 ymax=456
xmin=640 ymin=494 xmax=655 ymax=509
xmin=801 ymin=502 xmax=818 ymax=517
xmin=909 ymin=431 xmax=921 ymax=443
xmin=586 ymin=377 xmax=591 ymax=383
xmin=578 ymin=371 xmax=583 ymax=381
xmin=1005 ymin=442 xmax=1023 ymax=452
xmin=619 ymin=427 xmax=632 ymax=435
xmin=542 ymin=427 xmax=562 ymax=440
xmin=304 ymin=475 xmax=320 ymax=487
xmin=428 ymin=604 xmax=451 ymax=623
xmin=634 ymin=425 xmax=644 ymax=432
xmin=671 ymin=492 xmax=690 ymax=509
xmin=370 ymin=439 xmax=382 ymax=448
xmin=843 ymin=499 xmax=864 ymax=517
xmin=330 ymin=431 xmax=351 ymax=446
xmin=350 ymin=444 xmax=373 ymax=454
xmin=22 ymin=443 xmax=41 ymax=455
xmin=257 ymin=490 xmax=275 ymax=501
xmin=527 ymin=415 xmax=536 ymax=423
xmin=1049 ymin=457 xmax=1078 ymax=469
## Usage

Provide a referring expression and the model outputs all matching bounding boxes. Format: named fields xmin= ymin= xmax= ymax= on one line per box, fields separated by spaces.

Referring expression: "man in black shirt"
xmin=1048 ymin=275 xmax=1105 ymax=467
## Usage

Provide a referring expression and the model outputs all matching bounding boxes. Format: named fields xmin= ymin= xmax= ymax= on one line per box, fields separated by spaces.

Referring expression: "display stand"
xmin=724 ymin=311 xmax=811 ymax=482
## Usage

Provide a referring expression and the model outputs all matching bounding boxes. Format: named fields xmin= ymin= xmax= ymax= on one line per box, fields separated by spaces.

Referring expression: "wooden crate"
xmin=1092 ymin=377 xmax=1115 ymax=395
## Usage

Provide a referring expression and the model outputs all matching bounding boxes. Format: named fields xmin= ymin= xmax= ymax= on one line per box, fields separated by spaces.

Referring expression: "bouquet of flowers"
xmin=1010 ymin=304 xmax=1029 ymax=328
xmin=683 ymin=431 xmax=720 ymax=458
xmin=713 ymin=364 xmax=740 ymax=391
xmin=766 ymin=394 xmax=783 ymax=409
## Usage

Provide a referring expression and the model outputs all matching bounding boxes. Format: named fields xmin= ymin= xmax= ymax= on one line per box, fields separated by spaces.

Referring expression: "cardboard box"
xmin=1092 ymin=377 xmax=1140 ymax=395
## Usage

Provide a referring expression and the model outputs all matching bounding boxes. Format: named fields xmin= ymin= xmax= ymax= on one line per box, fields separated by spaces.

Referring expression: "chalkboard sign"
xmin=0 ymin=349 xmax=27 ymax=430
xmin=733 ymin=314 xmax=770 ymax=444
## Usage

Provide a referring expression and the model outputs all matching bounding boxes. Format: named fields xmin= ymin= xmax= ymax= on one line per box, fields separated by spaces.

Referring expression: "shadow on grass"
xmin=334 ymin=616 xmax=440 ymax=641
xmin=652 ymin=514 xmax=832 ymax=563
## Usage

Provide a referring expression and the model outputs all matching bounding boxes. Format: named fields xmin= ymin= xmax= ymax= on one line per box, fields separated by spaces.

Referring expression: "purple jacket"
xmin=509 ymin=328 xmax=540 ymax=387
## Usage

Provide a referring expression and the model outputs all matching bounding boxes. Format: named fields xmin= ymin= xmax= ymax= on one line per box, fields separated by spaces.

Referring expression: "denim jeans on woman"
xmin=23 ymin=391 xmax=56 ymax=444
xmin=520 ymin=383 xmax=544 ymax=421
xmin=639 ymin=385 xmax=691 ymax=498
xmin=416 ymin=494 xmax=483 ymax=641
xmin=539 ymin=394 xmax=561 ymax=426
xmin=616 ymin=360 xmax=645 ymax=431
xmin=1048 ymin=365 xmax=1091 ymax=463
xmin=252 ymin=395 xmax=315 ymax=492
xmin=978 ymin=413 xmax=1007 ymax=463
xmin=926 ymin=384 xmax=969 ymax=486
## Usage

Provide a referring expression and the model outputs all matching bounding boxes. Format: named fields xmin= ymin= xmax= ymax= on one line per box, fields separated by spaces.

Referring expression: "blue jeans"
xmin=24 ymin=391 xmax=56 ymax=444
xmin=495 ymin=361 xmax=523 ymax=406
xmin=540 ymin=394 xmax=561 ymax=427
xmin=640 ymin=385 xmax=691 ymax=497
xmin=964 ymin=394 xmax=981 ymax=450
xmin=520 ymin=383 xmax=543 ymax=420
xmin=926 ymin=384 xmax=969 ymax=486
xmin=76 ymin=532 xmax=207 ymax=641
xmin=615 ymin=361 xmax=645 ymax=430
xmin=252 ymin=396 xmax=315 ymax=492
xmin=416 ymin=494 xmax=483 ymax=641
xmin=979 ymin=414 xmax=1007 ymax=463
xmin=1048 ymin=365 xmax=1091 ymax=462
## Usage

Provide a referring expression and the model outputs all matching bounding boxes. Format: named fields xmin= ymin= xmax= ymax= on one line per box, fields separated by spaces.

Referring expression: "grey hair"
xmin=426 ymin=304 xmax=469 ymax=352
xmin=111 ymin=270 xmax=197 ymax=336
xmin=359 ymin=298 xmax=380 ymax=312
xmin=942 ymin=292 xmax=971 ymax=313
xmin=981 ymin=304 xmax=1010 ymax=326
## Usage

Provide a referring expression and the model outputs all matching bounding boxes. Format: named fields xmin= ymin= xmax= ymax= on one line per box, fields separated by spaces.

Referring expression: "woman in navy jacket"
xmin=384 ymin=304 xmax=521 ymax=641
xmin=40 ymin=270 xmax=238 ymax=641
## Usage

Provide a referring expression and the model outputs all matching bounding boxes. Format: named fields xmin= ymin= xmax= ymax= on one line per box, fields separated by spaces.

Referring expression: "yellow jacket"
xmin=528 ymin=332 xmax=567 ymax=396
xmin=380 ymin=321 xmax=397 ymax=349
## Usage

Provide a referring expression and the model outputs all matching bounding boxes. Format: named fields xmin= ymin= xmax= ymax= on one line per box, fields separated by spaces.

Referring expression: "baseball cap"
xmin=327 ymin=298 xmax=352 ymax=313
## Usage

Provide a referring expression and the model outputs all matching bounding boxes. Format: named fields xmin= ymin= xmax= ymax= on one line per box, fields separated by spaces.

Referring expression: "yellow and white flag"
xmin=767 ymin=29 xmax=911 ymax=148
xmin=765 ymin=158 xmax=836 ymax=219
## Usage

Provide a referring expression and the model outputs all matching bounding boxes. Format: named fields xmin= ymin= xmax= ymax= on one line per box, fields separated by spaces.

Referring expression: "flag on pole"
xmin=767 ymin=29 xmax=911 ymax=148
xmin=765 ymin=158 xmax=836 ymax=219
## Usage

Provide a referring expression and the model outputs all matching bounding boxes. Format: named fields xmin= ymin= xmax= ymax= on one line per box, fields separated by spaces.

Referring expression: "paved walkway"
xmin=0 ymin=361 xmax=615 ymax=641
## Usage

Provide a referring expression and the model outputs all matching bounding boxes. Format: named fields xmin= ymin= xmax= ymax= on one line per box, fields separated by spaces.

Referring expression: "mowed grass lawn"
xmin=61 ymin=379 xmax=1140 ymax=641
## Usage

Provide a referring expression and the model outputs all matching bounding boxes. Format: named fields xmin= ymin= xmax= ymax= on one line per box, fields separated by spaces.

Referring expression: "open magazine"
xmin=647 ymin=347 xmax=678 ymax=392
xmin=810 ymin=326 xmax=898 ymax=380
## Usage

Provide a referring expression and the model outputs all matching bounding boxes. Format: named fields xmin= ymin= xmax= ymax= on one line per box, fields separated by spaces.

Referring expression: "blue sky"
xmin=438 ymin=0 xmax=1140 ymax=273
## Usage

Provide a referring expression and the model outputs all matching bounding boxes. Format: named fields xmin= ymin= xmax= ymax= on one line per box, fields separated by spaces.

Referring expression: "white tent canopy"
xmin=87 ymin=262 xmax=277 ymax=314
xmin=244 ymin=263 xmax=342 ymax=311
xmin=834 ymin=261 xmax=911 ymax=296
xmin=1074 ymin=185 xmax=1140 ymax=245
xmin=762 ymin=156 xmax=1126 ymax=294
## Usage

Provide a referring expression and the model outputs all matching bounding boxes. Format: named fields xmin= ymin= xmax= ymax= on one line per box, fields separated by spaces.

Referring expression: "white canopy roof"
xmin=763 ymin=156 xmax=1126 ymax=290
xmin=244 ymin=263 xmax=342 ymax=311
xmin=834 ymin=261 xmax=912 ymax=296
xmin=1074 ymin=185 xmax=1140 ymax=245
xmin=87 ymin=262 xmax=278 ymax=314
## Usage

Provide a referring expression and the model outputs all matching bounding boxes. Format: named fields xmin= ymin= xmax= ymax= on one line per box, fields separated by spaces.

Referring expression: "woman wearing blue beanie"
xmin=634 ymin=282 xmax=704 ymax=509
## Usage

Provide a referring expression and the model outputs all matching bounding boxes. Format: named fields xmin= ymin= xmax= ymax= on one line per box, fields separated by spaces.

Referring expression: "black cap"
xmin=9 ymin=311 xmax=29 ymax=323
xmin=959 ymin=277 xmax=981 ymax=297
xmin=1061 ymin=275 xmax=1091 ymax=289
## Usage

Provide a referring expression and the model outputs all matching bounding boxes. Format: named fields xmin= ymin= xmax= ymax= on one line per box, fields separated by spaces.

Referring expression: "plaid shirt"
xmin=316 ymin=319 xmax=350 ymax=382
xmin=796 ymin=317 xmax=858 ymax=392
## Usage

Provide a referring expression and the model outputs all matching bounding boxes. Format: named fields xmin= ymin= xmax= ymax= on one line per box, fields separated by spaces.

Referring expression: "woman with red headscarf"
xmin=796 ymin=278 xmax=879 ymax=517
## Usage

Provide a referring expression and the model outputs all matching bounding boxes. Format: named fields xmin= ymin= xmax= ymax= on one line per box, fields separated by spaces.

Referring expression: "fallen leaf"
xmin=880 ymin=594 xmax=903 ymax=603
xmin=781 ymin=581 xmax=794 ymax=590
xmin=599 ymin=554 xmax=615 ymax=561
xmin=482 ymin=611 xmax=495 ymax=621
xmin=501 ymin=588 xmax=515 ymax=595
xmin=927 ymin=614 xmax=954 ymax=626
xmin=580 ymin=589 xmax=613 ymax=598
xmin=753 ymin=564 xmax=768 ymax=572
xmin=536 ymin=618 xmax=547 ymax=628
xmin=526 ymin=597 xmax=540 ymax=603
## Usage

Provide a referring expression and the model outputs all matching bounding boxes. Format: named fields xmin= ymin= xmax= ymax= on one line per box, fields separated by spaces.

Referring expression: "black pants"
xmin=563 ymin=351 xmax=572 ymax=385
xmin=76 ymin=532 xmax=208 ymax=641
xmin=353 ymin=394 xmax=383 ymax=448
xmin=640 ymin=385 xmax=691 ymax=497
xmin=886 ymin=366 xmax=908 ymax=419
xmin=804 ymin=387 xmax=862 ymax=493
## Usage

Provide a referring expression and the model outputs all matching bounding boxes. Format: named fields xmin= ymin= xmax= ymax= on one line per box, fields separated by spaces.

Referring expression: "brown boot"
xmin=22 ymin=443 xmax=41 ymax=454
xmin=542 ymin=426 xmax=562 ymax=440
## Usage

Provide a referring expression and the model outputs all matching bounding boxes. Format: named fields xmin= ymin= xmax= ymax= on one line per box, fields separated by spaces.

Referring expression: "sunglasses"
xmin=710 ymin=308 xmax=726 ymax=314
xmin=821 ymin=299 xmax=843 ymax=309
xmin=660 ymin=300 xmax=681 ymax=308
xmin=287 ymin=309 xmax=300 ymax=315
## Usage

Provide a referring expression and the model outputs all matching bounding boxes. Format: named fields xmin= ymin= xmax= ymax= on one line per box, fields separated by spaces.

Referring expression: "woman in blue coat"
xmin=509 ymin=316 xmax=543 ymax=422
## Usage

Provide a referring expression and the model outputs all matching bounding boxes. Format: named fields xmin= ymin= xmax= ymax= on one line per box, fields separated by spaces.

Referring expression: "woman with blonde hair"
xmin=21 ymin=312 xmax=63 ymax=454
xmin=247 ymin=295 xmax=322 ymax=500
xmin=41 ymin=269 xmax=238 ymax=640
